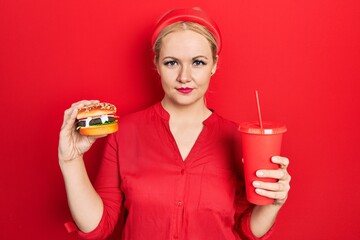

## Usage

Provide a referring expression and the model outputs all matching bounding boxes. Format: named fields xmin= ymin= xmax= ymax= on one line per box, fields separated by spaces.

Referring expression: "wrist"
xmin=250 ymin=204 xmax=281 ymax=238
xmin=254 ymin=202 xmax=282 ymax=212
xmin=59 ymin=156 xmax=84 ymax=172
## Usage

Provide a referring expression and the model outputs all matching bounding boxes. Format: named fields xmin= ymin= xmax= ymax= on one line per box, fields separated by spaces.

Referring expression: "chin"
xmin=168 ymin=96 xmax=205 ymax=108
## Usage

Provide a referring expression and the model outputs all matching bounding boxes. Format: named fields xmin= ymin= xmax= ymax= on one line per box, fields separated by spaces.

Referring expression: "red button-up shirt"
xmin=66 ymin=103 xmax=274 ymax=239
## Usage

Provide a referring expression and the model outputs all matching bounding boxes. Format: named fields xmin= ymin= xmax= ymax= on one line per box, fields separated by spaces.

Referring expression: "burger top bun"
xmin=77 ymin=102 xmax=117 ymax=119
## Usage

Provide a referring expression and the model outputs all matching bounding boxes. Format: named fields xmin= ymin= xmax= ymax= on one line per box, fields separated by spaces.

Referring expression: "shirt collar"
xmin=154 ymin=102 xmax=218 ymax=126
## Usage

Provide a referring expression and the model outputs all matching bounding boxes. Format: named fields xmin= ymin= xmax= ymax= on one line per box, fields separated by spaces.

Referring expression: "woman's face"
xmin=156 ymin=30 xmax=217 ymax=108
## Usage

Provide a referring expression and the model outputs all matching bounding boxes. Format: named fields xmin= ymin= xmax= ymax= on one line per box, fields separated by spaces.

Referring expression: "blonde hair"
xmin=153 ymin=22 xmax=218 ymax=64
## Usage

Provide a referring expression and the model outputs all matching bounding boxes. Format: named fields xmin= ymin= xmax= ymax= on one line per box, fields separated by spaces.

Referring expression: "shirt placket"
xmin=161 ymin=118 xmax=189 ymax=239
xmin=172 ymin=164 xmax=187 ymax=240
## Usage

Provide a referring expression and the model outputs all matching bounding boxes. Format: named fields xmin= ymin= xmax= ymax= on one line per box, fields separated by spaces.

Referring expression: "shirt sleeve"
xmin=232 ymin=167 xmax=276 ymax=240
xmin=64 ymin=134 xmax=124 ymax=239
xmin=236 ymin=205 xmax=276 ymax=240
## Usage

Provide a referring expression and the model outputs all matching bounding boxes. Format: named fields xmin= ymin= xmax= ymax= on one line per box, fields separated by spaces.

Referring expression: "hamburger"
xmin=76 ymin=102 xmax=119 ymax=136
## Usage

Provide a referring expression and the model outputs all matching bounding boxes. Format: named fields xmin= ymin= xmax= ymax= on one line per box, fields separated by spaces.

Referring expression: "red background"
xmin=1 ymin=0 xmax=359 ymax=239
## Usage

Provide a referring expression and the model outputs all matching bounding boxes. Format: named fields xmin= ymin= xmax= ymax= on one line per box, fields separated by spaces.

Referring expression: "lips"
xmin=176 ymin=87 xmax=193 ymax=94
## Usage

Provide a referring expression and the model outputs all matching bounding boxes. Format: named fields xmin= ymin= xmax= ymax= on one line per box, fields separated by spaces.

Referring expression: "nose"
xmin=177 ymin=66 xmax=191 ymax=83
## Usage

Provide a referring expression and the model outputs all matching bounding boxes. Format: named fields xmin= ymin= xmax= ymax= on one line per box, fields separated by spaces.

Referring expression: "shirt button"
xmin=176 ymin=201 xmax=183 ymax=207
xmin=180 ymin=168 xmax=185 ymax=175
xmin=173 ymin=235 xmax=178 ymax=239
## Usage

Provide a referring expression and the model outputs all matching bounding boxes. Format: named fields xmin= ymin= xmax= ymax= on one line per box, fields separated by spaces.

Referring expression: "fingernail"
xmin=256 ymin=171 xmax=264 ymax=177
xmin=253 ymin=181 xmax=261 ymax=187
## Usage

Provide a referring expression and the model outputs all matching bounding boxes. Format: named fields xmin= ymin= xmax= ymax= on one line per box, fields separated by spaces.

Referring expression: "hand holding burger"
xmin=58 ymin=100 xmax=118 ymax=164
xmin=76 ymin=102 xmax=119 ymax=136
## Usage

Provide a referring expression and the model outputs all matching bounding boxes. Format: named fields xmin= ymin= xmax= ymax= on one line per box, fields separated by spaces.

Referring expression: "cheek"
xmin=161 ymin=68 xmax=181 ymax=83
xmin=194 ymin=70 xmax=211 ymax=83
xmin=160 ymin=73 xmax=174 ymax=89
xmin=159 ymin=71 xmax=171 ymax=84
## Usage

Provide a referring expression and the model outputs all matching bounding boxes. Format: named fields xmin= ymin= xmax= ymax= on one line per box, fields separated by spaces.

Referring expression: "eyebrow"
xmin=162 ymin=55 xmax=209 ymax=61
xmin=193 ymin=55 xmax=209 ymax=60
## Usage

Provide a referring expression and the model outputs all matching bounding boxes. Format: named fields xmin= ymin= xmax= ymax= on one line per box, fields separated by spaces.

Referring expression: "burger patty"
xmin=77 ymin=116 xmax=116 ymax=128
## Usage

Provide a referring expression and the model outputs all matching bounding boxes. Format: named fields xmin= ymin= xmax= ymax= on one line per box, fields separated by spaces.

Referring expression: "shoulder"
xmin=119 ymin=104 xmax=158 ymax=127
xmin=212 ymin=112 xmax=239 ymax=132
xmin=109 ymin=104 xmax=159 ymax=143
xmin=204 ymin=111 xmax=241 ymax=144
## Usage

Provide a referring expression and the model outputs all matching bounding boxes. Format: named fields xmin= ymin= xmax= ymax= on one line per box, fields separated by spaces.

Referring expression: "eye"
xmin=193 ymin=59 xmax=206 ymax=66
xmin=164 ymin=60 xmax=178 ymax=67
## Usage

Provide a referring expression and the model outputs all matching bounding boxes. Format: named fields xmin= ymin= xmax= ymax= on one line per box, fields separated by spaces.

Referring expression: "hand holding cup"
xmin=252 ymin=156 xmax=291 ymax=206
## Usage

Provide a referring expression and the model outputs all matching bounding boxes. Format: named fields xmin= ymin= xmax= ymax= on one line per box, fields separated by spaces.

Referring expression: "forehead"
xmin=160 ymin=30 xmax=212 ymax=58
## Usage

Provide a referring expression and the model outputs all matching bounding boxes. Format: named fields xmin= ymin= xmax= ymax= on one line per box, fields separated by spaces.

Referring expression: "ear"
xmin=154 ymin=57 xmax=161 ymax=75
xmin=156 ymin=65 xmax=160 ymax=75
xmin=155 ymin=62 xmax=161 ymax=76
xmin=211 ymin=55 xmax=219 ymax=75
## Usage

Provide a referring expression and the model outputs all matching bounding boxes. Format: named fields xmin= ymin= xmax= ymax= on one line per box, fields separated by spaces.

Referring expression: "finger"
xmin=255 ymin=188 xmax=288 ymax=201
xmin=69 ymin=100 xmax=100 ymax=118
xmin=88 ymin=134 xmax=108 ymax=141
xmin=271 ymin=156 xmax=290 ymax=169
xmin=253 ymin=180 xmax=290 ymax=192
xmin=61 ymin=107 xmax=78 ymax=132
xmin=256 ymin=169 xmax=287 ymax=180
xmin=60 ymin=108 xmax=73 ymax=129
xmin=61 ymin=100 xmax=100 ymax=130
xmin=71 ymin=99 xmax=100 ymax=108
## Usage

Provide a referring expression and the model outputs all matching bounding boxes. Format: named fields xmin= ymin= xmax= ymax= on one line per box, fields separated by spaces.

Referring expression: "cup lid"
xmin=238 ymin=121 xmax=287 ymax=134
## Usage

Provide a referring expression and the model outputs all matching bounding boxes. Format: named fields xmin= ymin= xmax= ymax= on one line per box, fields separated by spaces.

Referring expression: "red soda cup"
xmin=239 ymin=121 xmax=287 ymax=205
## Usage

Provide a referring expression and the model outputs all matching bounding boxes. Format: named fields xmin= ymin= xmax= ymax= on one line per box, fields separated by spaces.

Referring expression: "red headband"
xmin=151 ymin=8 xmax=222 ymax=54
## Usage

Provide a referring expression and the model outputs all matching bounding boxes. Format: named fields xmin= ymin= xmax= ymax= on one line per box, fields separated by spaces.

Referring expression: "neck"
xmin=161 ymin=98 xmax=211 ymax=123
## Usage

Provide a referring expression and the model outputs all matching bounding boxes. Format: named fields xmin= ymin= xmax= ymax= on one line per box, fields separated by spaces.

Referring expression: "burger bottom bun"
xmin=79 ymin=123 xmax=118 ymax=136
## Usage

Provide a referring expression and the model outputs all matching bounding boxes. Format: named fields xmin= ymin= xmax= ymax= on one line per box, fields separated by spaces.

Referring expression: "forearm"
xmin=60 ymin=157 xmax=103 ymax=233
xmin=250 ymin=204 xmax=281 ymax=238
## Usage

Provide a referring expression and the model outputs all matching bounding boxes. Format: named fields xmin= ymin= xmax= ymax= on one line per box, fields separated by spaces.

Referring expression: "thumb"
xmin=87 ymin=134 xmax=108 ymax=144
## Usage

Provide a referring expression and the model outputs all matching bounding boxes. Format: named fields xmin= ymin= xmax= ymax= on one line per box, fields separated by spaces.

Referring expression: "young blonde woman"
xmin=59 ymin=8 xmax=291 ymax=240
